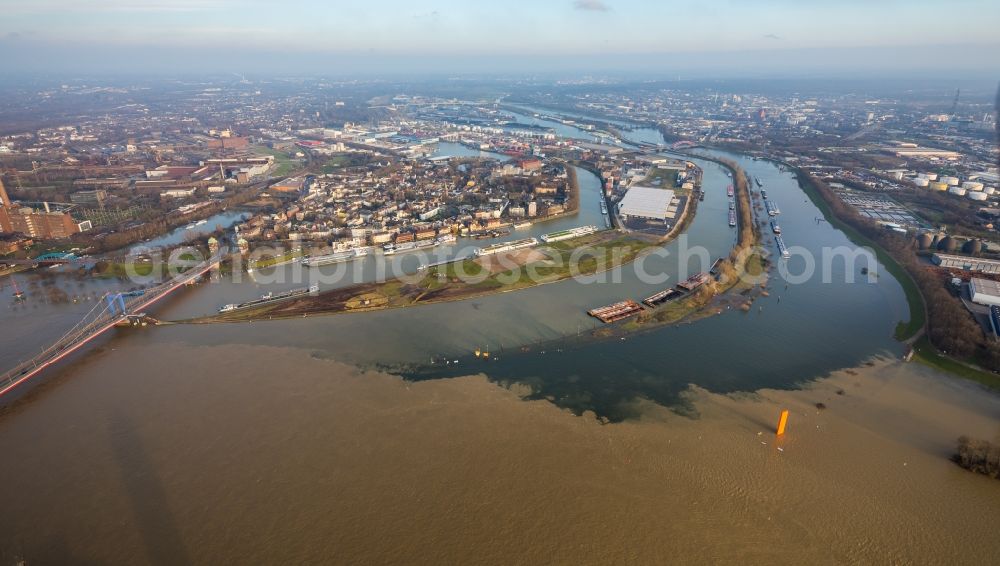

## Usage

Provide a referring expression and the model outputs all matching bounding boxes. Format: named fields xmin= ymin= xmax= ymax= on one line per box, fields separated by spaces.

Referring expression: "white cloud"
xmin=573 ymin=0 xmax=609 ymax=11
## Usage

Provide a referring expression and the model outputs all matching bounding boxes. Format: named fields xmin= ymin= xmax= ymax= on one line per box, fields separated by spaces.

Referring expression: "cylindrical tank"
xmin=968 ymin=191 xmax=989 ymax=201
xmin=930 ymin=181 xmax=949 ymax=191
xmin=938 ymin=236 xmax=957 ymax=252
xmin=949 ymin=187 xmax=967 ymax=196
xmin=930 ymin=234 xmax=941 ymax=249
xmin=913 ymin=177 xmax=930 ymax=187
xmin=925 ymin=173 xmax=939 ymax=181
xmin=985 ymin=186 xmax=997 ymax=195
xmin=941 ymin=176 xmax=960 ymax=186
xmin=962 ymin=181 xmax=984 ymax=191
xmin=962 ymin=239 xmax=983 ymax=255
xmin=917 ymin=233 xmax=933 ymax=250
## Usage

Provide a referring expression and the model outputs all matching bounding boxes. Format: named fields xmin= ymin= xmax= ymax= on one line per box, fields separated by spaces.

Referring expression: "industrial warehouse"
xmin=969 ymin=277 xmax=1000 ymax=307
xmin=616 ymin=187 xmax=677 ymax=223
xmin=932 ymin=253 xmax=1000 ymax=274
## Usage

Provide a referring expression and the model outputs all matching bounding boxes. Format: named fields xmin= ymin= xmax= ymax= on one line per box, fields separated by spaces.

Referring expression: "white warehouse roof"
xmin=618 ymin=186 xmax=676 ymax=221
xmin=970 ymin=277 xmax=1000 ymax=307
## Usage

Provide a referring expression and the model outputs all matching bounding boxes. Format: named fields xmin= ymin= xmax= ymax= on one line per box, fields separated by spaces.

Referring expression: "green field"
xmin=253 ymin=145 xmax=304 ymax=177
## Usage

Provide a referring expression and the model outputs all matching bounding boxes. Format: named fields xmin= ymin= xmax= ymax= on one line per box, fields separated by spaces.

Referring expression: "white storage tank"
xmin=962 ymin=181 xmax=984 ymax=191
xmin=925 ymin=173 xmax=939 ymax=181
xmin=930 ymin=181 xmax=949 ymax=191
xmin=941 ymin=176 xmax=960 ymax=186
xmin=913 ymin=177 xmax=930 ymax=187
xmin=968 ymin=191 xmax=989 ymax=201
xmin=986 ymin=186 xmax=998 ymax=195
xmin=949 ymin=187 xmax=967 ymax=196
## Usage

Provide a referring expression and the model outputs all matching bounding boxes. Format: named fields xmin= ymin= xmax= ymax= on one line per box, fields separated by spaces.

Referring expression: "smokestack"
xmin=0 ymin=178 xmax=9 ymax=208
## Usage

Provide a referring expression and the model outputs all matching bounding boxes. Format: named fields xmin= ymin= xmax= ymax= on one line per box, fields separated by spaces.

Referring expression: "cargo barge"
xmin=728 ymin=209 xmax=737 ymax=227
xmin=765 ymin=200 xmax=780 ymax=216
xmin=678 ymin=272 xmax=711 ymax=292
xmin=588 ymin=300 xmax=644 ymax=323
xmin=642 ymin=288 xmax=681 ymax=307
xmin=761 ymin=189 xmax=767 ymax=199
xmin=770 ymin=221 xmax=781 ymax=234
xmin=303 ymin=247 xmax=369 ymax=267
xmin=540 ymin=225 xmax=598 ymax=244
xmin=726 ymin=184 xmax=734 ymax=197
xmin=775 ymin=235 xmax=790 ymax=259
xmin=474 ymin=237 xmax=538 ymax=257
xmin=219 ymin=284 xmax=319 ymax=313
xmin=754 ymin=176 xmax=763 ymax=187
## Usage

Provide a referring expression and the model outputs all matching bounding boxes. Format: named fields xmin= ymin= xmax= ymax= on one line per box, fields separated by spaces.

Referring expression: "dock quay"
xmin=642 ymin=288 xmax=681 ymax=307
xmin=709 ymin=257 xmax=724 ymax=274
xmin=588 ymin=300 xmax=644 ymax=323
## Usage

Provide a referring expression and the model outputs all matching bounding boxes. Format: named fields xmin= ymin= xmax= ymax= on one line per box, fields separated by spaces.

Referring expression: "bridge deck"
xmin=0 ymin=256 xmax=222 ymax=399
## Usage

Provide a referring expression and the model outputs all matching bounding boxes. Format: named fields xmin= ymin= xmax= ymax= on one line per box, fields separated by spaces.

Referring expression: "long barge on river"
xmin=678 ymin=271 xmax=712 ymax=292
xmin=775 ymin=235 xmax=790 ymax=258
xmin=728 ymin=209 xmax=737 ymax=227
xmin=726 ymin=184 xmax=734 ymax=197
xmin=219 ymin=284 xmax=319 ymax=313
xmin=642 ymin=288 xmax=681 ymax=307
xmin=303 ymin=247 xmax=369 ymax=267
xmin=754 ymin=176 xmax=763 ymax=187
xmin=770 ymin=221 xmax=782 ymax=234
xmin=474 ymin=237 xmax=538 ymax=257
xmin=540 ymin=225 xmax=598 ymax=244
xmin=765 ymin=200 xmax=781 ymax=216
xmin=588 ymin=300 xmax=644 ymax=323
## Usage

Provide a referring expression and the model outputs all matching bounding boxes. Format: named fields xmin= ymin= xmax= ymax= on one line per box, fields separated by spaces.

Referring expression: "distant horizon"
xmin=1 ymin=0 xmax=998 ymax=77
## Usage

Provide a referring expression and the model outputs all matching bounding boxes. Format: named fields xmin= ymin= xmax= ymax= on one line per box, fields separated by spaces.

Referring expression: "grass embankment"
xmin=796 ymin=171 xmax=925 ymax=341
xmin=93 ymin=251 xmax=202 ymax=279
xmin=912 ymin=336 xmax=1000 ymax=390
xmin=202 ymin=231 xmax=654 ymax=322
xmin=250 ymin=249 xmax=304 ymax=269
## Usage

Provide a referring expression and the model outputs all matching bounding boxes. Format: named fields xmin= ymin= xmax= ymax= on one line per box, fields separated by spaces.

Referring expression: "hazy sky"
xmin=1 ymin=0 xmax=998 ymax=75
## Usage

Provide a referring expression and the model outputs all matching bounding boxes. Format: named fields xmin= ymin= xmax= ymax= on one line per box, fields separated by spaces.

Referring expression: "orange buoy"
xmin=776 ymin=409 xmax=789 ymax=436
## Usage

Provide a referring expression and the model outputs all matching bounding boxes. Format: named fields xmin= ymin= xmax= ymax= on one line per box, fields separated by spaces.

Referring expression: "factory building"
xmin=933 ymin=253 xmax=1000 ymax=274
xmin=617 ymin=187 xmax=676 ymax=222
xmin=969 ymin=278 xmax=1000 ymax=307
xmin=0 ymin=179 xmax=82 ymax=239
